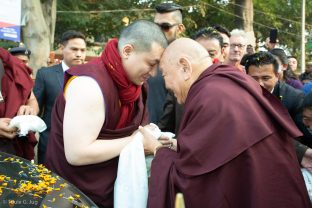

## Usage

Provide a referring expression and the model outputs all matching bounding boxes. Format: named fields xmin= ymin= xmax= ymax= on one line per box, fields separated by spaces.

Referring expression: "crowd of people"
xmin=1 ymin=2 xmax=312 ymax=208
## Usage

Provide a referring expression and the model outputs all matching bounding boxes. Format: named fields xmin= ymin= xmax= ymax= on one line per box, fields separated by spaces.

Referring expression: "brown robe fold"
xmin=148 ymin=64 xmax=310 ymax=208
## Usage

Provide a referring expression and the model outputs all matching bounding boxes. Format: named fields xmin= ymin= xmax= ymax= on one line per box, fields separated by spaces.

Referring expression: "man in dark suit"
xmin=147 ymin=3 xmax=185 ymax=124
xmin=245 ymin=51 xmax=312 ymax=170
xmin=33 ymin=30 xmax=86 ymax=164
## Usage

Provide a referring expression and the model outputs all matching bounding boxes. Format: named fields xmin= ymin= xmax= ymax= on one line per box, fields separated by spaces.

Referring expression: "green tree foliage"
xmin=56 ymin=0 xmax=154 ymax=46
xmin=252 ymin=0 xmax=312 ymax=57
xmin=55 ymin=0 xmax=311 ymax=57
xmin=56 ymin=0 xmax=231 ymax=46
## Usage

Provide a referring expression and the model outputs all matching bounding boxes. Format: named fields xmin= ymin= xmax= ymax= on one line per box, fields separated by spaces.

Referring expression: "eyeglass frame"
xmin=229 ymin=43 xmax=246 ymax=49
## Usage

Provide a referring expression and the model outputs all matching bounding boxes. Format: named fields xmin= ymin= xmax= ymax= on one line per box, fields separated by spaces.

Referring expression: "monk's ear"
xmin=121 ymin=44 xmax=134 ymax=59
xmin=179 ymin=57 xmax=192 ymax=81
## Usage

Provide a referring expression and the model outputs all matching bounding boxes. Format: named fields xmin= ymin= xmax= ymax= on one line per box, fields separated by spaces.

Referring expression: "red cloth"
xmin=212 ymin=58 xmax=219 ymax=64
xmin=101 ymin=39 xmax=141 ymax=128
xmin=148 ymin=64 xmax=310 ymax=208
xmin=0 ymin=48 xmax=36 ymax=160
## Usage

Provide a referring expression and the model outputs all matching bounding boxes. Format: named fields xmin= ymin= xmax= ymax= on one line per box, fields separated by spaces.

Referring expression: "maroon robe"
xmin=45 ymin=57 xmax=149 ymax=208
xmin=0 ymin=48 xmax=36 ymax=160
xmin=148 ymin=64 xmax=311 ymax=208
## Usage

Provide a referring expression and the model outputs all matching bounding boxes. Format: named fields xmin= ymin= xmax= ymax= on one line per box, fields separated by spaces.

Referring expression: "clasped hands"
xmin=0 ymin=105 xmax=36 ymax=139
xmin=138 ymin=124 xmax=177 ymax=155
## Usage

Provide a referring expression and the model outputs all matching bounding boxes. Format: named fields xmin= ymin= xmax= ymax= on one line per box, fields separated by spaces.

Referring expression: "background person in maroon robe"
xmin=45 ymin=20 xmax=168 ymax=207
xmin=0 ymin=48 xmax=39 ymax=160
xmin=140 ymin=38 xmax=311 ymax=208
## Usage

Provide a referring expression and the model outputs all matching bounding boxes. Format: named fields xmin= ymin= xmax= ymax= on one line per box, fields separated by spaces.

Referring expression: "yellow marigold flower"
xmin=68 ymin=196 xmax=74 ymax=201
xmin=60 ymin=183 xmax=67 ymax=188
xmin=33 ymin=193 xmax=40 ymax=198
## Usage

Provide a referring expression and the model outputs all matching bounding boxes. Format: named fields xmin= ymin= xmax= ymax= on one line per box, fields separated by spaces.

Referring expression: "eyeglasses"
xmin=156 ymin=22 xmax=180 ymax=31
xmin=230 ymin=44 xmax=246 ymax=49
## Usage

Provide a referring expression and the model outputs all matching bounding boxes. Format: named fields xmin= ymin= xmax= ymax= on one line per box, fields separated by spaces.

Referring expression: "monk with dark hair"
xmin=0 ymin=48 xmax=39 ymax=160
xmin=140 ymin=38 xmax=310 ymax=208
xmin=45 ymin=20 xmax=167 ymax=207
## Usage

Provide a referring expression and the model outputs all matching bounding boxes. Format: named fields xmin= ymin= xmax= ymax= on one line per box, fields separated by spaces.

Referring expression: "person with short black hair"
xmin=192 ymin=27 xmax=223 ymax=61
xmin=270 ymin=48 xmax=303 ymax=89
xmin=59 ymin=30 xmax=85 ymax=46
xmin=297 ymin=93 xmax=312 ymax=172
xmin=245 ymin=51 xmax=312 ymax=170
xmin=300 ymin=61 xmax=312 ymax=84
xmin=33 ymin=30 xmax=87 ymax=164
xmin=302 ymin=92 xmax=312 ymax=136
xmin=270 ymin=48 xmax=288 ymax=66
xmin=45 ymin=20 xmax=167 ymax=207
xmin=245 ymin=51 xmax=279 ymax=76
xmin=245 ymin=51 xmax=303 ymax=119
xmin=213 ymin=24 xmax=231 ymax=62
xmin=154 ymin=2 xmax=184 ymax=43
xmin=288 ymin=55 xmax=298 ymax=72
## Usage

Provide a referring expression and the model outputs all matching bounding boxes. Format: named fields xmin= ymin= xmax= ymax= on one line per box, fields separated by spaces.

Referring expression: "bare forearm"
xmin=65 ymin=136 xmax=132 ymax=166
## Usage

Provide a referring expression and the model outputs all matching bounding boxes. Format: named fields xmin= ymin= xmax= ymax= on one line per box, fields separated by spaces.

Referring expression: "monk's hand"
xmin=0 ymin=118 xmax=17 ymax=139
xmin=158 ymin=136 xmax=177 ymax=151
xmin=139 ymin=125 xmax=162 ymax=155
xmin=17 ymin=105 xmax=35 ymax=115
xmin=301 ymin=148 xmax=312 ymax=173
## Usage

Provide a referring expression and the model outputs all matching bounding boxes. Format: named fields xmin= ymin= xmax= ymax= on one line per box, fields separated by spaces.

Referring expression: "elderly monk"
xmin=140 ymin=38 xmax=311 ymax=208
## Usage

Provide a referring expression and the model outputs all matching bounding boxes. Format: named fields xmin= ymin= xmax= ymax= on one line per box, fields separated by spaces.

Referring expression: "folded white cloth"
xmin=9 ymin=115 xmax=47 ymax=136
xmin=114 ymin=123 xmax=175 ymax=208
xmin=145 ymin=130 xmax=175 ymax=177
xmin=302 ymin=168 xmax=312 ymax=202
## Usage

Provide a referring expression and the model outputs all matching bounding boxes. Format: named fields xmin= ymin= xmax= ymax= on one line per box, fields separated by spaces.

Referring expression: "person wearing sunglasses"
xmin=154 ymin=2 xmax=185 ymax=43
xmin=147 ymin=3 xmax=186 ymax=126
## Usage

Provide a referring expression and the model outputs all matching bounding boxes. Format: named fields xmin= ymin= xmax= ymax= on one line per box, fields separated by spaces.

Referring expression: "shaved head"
xmin=161 ymin=38 xmax=211 ymax=69
xmin=160 ymin=38 xmax=212 ymax=103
